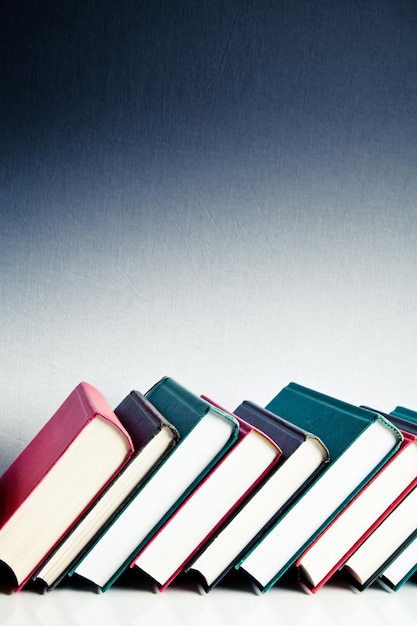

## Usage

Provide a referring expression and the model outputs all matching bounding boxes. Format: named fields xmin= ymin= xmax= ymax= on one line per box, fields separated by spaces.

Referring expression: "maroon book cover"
xmin=0 ymin=382 xmax=134 ymax=589
xmin=131 ymin=409 xmax=282 ymax=590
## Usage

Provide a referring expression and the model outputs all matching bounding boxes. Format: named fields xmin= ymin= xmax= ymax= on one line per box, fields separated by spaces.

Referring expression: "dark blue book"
xmin=71 ymin=377 xmax=239 ymax=591
xmin=34 ymin=389 xmax=180 ymax=589
xmin=186 ymin=400 xmax=329 ymax=590
xmin=237 ymin=382 xmax=402 ymax=592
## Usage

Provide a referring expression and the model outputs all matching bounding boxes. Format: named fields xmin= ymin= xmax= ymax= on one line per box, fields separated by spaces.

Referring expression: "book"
xmin=377 ymin=405 xmax=417 ymax=592
xmin=131 ymin=406 xmax=282 ymax=590
xmin=33 ymin=390 xmax=180 ymax=590
xmin=343 ymin=485 xmax=417 ymax=590
xmin=71 ymin=377 xmax=239 ymax=591
xmin=0 ymin=382 xmax=134 ymax=590
xmin=378 ymin=408 xmax=417 ymax=592
xmin=186 ymin=400 xmax=329 ymax=590
xmin=379 ymin=533 xmax=417 ymax=592
xmin=237 ymin=382 xmax=403 ymax=592
xmin=296 ymin=427 xmax=417 ymax=592
xmin=344 ymin=405 xmax=417 ymax=592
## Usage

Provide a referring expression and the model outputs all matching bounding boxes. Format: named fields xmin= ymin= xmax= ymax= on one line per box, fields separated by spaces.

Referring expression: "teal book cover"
xmin=377 ymin=405 xmax=417 ymax=592
xmin=390 ymin=406 xmax=417 ymax=429
xmin=237 ymin=382 xmax=402 ymax=592
xmin=71 ymin=377 xmax=239 ymax=591
xmin=265 ymin=383 xmax=397 ymax=459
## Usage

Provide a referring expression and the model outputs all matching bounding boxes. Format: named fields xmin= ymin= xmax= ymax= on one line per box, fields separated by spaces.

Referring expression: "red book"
xmin=131 ymin=406 xmax=282 ymax=590
xmin=0 ymin=382 xmax=134 ymax=590
xmin=296 ymin=428 xmax=417 ymax=592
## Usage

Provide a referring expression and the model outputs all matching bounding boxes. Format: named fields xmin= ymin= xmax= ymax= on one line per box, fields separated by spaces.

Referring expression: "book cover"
xmin=0 ymin=382 xmax=134 ymax=590
xmin=237 ymin=382 xmax=402 ymax=592
xmin=131 ymin=410 xmax=282 ymax=590
xmin=343 ymin=484 xmax=417 ymax=591
xmin=387 ymin=406 xmax=417 ymax=437
xmin=377 ymin=406 xmax=417 ymax=591
xmin=71 ymin=377 xmax=239 ymax=591
xmin=34 ymin=389 xmax=180 ymax=590
xmin=186 ymin=400 xmax=329 ymax=590
xmin=379 ymin=534 xmax=417 ymax=592
xmin=296 ymin=425 xmax=417 ymax=593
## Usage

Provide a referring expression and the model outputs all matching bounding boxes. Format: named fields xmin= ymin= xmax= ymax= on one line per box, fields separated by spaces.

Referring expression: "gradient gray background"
xmin=1 ymin=1 xmax=417 ymax=473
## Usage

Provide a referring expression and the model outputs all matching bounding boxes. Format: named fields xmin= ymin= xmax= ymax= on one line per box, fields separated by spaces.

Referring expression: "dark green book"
xmin=71 ymin=377 xmax=239 ymax=591
xmin=237 ymin=382 xmax=402 ymax=592
xmin=361 ymin=406 xmax=417 ymax=592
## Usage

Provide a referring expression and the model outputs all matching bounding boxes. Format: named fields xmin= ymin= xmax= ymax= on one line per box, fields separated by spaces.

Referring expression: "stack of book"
xmin=1 ymin=377 xmax=417 ymax=595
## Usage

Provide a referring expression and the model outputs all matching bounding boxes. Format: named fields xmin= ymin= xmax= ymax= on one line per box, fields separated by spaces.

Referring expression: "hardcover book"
xmin=34 ymin=390 xmax=180 ymax=589
xmin=343 ymin=484 xmax=417 ymax=591
xmin=379 ymin=533 xmax=417 ymax=592
xmin=344 ymin=405 xmax=417 ymax=591
xmin=0 ymin=382 xmax=134 ymax=590
xmin=132 ymin=404 xmax=281 ymax=590
xmin=132 ymin=407 xmax=282 ymax=590
xmin=237 ymin=382 xmax=402 ymax=592
xmin=71 ymin=377 xmax=239 ymax=591
xmin=379 ymin=410 xmax=417 ymax=592
xmin=296 ymin=426 xmax=417 ymax=593
xmin=186 ymin=400 xmax=329 ymax=590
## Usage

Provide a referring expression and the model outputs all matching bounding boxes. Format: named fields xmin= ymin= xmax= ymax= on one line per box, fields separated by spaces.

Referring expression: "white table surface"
xmin=1 ymin=573 xmax=416 ymax=626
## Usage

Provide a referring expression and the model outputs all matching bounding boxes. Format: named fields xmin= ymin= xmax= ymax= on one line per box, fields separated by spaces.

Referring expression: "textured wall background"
xmin=1 ymin=1 xmax=417 ymax=472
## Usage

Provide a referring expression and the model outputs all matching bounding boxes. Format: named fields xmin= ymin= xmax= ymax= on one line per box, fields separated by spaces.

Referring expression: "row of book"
xmin=1 ymin=377 xmax=417 ymax=595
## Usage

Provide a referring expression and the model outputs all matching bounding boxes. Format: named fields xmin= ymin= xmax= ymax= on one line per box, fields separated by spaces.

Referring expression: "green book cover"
xmin=266 ymin=383 xmax=395 ymax=459
xmin=71 ymin=377 xmax=239 ymax=591
xmin=145 ymin=377 xmax=217 ymax=437
xmin=391 ymin=405 xmax=417 ymax=427
xmin=377 ymin=405 xmax=417 ymax=592
xmin=237 ymin=382 xmax=402 ymax=591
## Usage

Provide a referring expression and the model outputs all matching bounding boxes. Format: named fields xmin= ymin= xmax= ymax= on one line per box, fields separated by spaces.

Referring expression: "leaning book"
xmin=186 ymin=400 xmax=329 ymax=590
xmin=296 ymin=424 xmax=417 ymax=593
xmin=71 ymin=377 xmax=239 ymax=591
xmin=132 ymin=406 xmax=282 ymax=590
xmin=378 ymin=406 xmax=417 ymax=591
xmin=343 ymin=484 xmax=417 ymax=590
xmin=344 ymin=406 xmax=417 ymax=591
xmin=0 ymin=382 xmax=134 ymax=590
xmin=237 ymin=382 xmax=402 ymax=592
xmin=33 ymin=389 xmax=180 ymax=589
